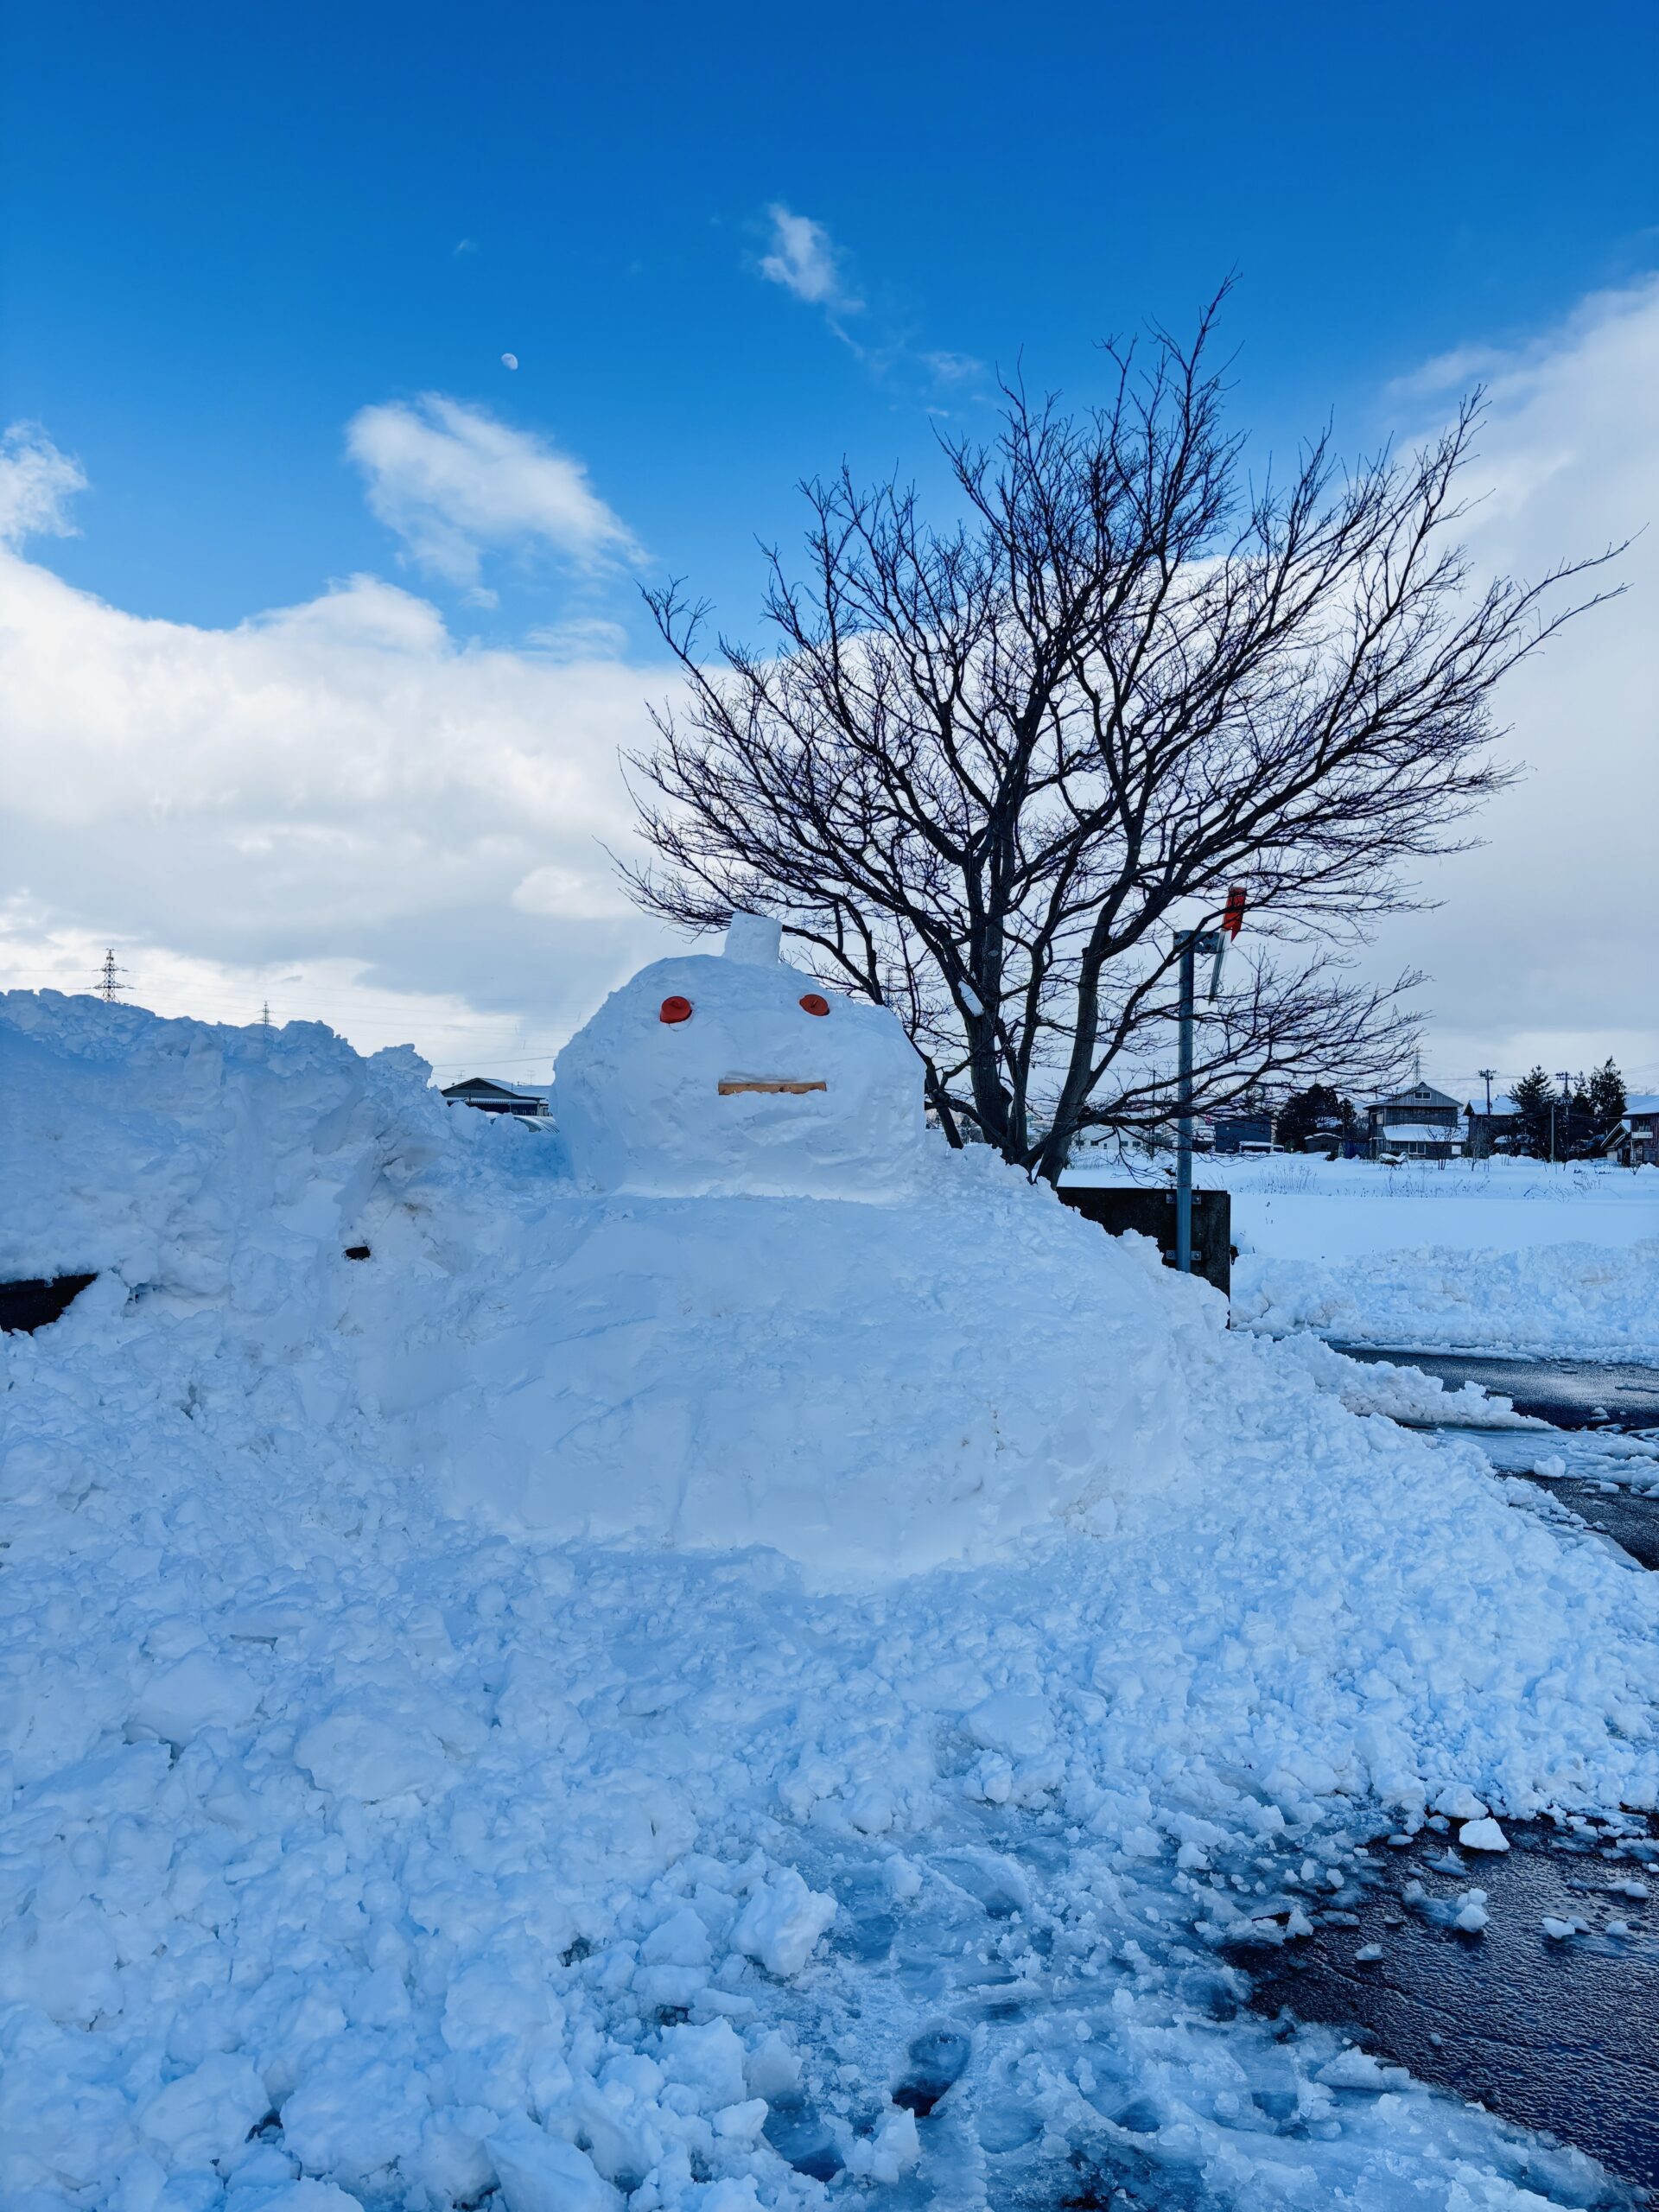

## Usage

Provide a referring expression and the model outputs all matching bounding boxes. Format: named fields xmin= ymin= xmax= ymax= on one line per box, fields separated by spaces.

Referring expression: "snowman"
xmin=434 ymin=913 xmax=1185 ymax=1580
xmin=554 ymin=912 xmax=928 ymax=1200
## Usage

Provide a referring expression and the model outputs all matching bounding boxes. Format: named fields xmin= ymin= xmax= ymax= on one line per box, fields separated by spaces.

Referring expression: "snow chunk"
xmin=231 ymin=2186 xmax=366 ymax=2211
xmin=658 ymin=2019 xmax=747 ymax=2110
xmin=280 ymin=2050 xmax=431 ymax=2186
xmin=293 ymin=1701 xmax=449 ymax=1801
xmin=730 ymin=1870 xmax=836 ymax=1978
xmin=1459 ymin=1817 xmax=1510 ymax=1853
xmin=1433 ymin=1786 xmax=1488 ymax=1821
xmin=847 ymin=2107 xmax=921 ymax=2182
xmin=639 ymin=1907 xmax=710 ymax=1968
xmin=1316 ymin=2048 xmax=1409 ymax=2092
xmin=1541 ymin=1916 xmax=1578 ymax=1940
xmin=488 ymin=2121 xmax=623 ymax=2212
xmin=140 ymin=2054 xmax=270 ymax=2167
xmin=964 ymin=1691 xmax=1052 ymax=1758
xmin=131 ymin=1652 xmax=260 ymax=1745
xmin=712 ymin=2099 xmax=769 ymax=2142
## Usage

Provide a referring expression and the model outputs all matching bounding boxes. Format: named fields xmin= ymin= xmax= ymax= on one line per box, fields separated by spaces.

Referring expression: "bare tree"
xmin=623 ymin=295 xmax=1618 ymax=1180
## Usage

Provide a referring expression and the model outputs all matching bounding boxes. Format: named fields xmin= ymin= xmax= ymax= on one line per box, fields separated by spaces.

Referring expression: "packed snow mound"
xmin=0 ymin=988 xmax=448 ymax=1304
xmin=1 ymin=988 xmax=1187 ymax=1580
xmin=552 ymin=939 xmax=926 ymax=1199
xmin=397 ymin=1168 xmax=1190 ymax=1576
xmin=8 ymin=990 xmax=1659 ymax=2210
xmin=1236 ymin=1237 xmax=1659 ymax=1359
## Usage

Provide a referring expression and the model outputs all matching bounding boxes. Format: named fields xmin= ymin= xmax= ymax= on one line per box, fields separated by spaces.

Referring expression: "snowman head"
xmin=554 ymin=914 xmax=927 ymax=1198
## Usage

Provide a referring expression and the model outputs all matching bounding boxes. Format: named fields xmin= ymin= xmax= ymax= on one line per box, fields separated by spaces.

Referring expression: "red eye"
xmin=659 ymin=996 xmax=693 ymax=1024
xmin=799 ymin=993 xmax=830 ymax=1016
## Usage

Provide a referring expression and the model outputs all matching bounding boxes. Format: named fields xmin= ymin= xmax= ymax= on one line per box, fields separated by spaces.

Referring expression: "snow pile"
xmin=1236 ymin=1238 xmax=1659 ymax=1358
xmin=5 ymin=986 xmax=1659 ymax=2209
xmin=1271 ymin=1334 xmax=1546 ymax=1427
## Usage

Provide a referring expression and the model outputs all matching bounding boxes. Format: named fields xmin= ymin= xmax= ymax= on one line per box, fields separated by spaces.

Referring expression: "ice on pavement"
xmin=3 ymin=981 xmax=1658 ymax=2210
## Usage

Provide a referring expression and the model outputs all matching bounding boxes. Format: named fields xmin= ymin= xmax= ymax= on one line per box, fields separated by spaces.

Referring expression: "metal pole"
xmin=1176 ymin=931 xmax=1196 ymax=1274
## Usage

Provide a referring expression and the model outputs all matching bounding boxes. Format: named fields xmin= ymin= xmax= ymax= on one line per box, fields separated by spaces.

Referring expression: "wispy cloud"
xmin=749 ymin=207 xmax=983 ymax=403
xmin=346 ymin=394 xmax=639 ymax=589
xmin=0 ymin=423 xmax=87 ymax=546
xmin=756 ymin=205 xmax=861 ymax=318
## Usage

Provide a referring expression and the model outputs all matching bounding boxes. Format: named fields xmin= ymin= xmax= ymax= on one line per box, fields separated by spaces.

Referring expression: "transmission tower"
xmin=260 ymin=1001 xmax=272 ymax=1028
xmin=96 ymin=949 xmax=130 ymax=1002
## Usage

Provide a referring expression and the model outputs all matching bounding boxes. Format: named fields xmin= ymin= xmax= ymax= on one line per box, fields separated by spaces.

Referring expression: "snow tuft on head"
xmin=721 ymin=911 xmax=782 ymax=964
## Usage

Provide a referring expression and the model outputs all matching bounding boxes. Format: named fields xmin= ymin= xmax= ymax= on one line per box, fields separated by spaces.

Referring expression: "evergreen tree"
xmin=1588 ymin=1058 xmax=1626 ymax=1128
xmin=1277 ymin=1083 xmax=1353 ymax=1151
xmin=1510 ymin=1066 xmax=1556 ymax=1160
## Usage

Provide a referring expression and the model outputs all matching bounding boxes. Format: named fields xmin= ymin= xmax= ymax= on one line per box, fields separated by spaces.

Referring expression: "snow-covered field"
xmin=5 ymin=982 xmax=1659 ymax=2211
xmin=1072 ymin=1153 xmax=1659 ymax=1358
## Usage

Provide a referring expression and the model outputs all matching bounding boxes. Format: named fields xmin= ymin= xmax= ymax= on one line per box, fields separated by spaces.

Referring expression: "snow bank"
xmin=6 ymin=989 xmax=1659 ymax=2209
xmin=1236 ymin=1238 xmax=1659 ymax=1359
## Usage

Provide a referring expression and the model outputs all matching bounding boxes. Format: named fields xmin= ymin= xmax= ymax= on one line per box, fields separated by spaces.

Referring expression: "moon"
xmin=501 ymin=352 xmax=518 ymax=370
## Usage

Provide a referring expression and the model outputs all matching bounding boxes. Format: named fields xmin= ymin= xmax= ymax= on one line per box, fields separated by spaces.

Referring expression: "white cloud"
xmin=346 ymin=393 xmax=639 ymax=588
xmin=0 ymin=461 xmax=679 ymax=1070
xmin=1374 ymin=274 xmax=1659 ymax=1095
xmin=757 ymin=205 xmax=861 ymax=315
xmin=0 ymin=423 xmax=87 ymax=545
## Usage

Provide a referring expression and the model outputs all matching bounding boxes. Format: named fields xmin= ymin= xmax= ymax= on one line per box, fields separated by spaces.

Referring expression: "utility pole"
xmin=97 ymin=949 xmax=130 ymax=1002
xmin=1173 ymin=889 xmax=1246 ymax=1275
xmin=1478 ymin=1068 xmax=1497 ymax=1115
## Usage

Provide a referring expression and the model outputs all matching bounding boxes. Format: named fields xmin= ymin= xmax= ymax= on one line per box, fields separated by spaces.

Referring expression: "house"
xmin=1464 ymin=1093 xmax=1520 ymax=1159
xmin=1613 ymin=1094 xmax=1659 ymax=1167
xmin=1212 ymin=1112 xmax=1274 ymax=1154
xmin=1366 ymin=1081 xmax=1463 ymax=1160
xmin=440 ymin=1077 xmax=551 ymax=1119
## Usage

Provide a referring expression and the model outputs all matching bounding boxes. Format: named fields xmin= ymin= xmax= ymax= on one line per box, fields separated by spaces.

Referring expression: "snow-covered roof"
xmin=1468 ymin=1095 xmax=1518 ymax=1118
xmin=1625 ymin=1093 xmax=1659 ymax=1117
xmin=1376 ymin=1123 xmax=1461 ymax=1144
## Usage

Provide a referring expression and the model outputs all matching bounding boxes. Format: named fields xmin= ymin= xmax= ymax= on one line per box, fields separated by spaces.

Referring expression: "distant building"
xmin=1464 ymin=1093 xmax=1520 ymax=1159
xmin=1212 ymin=1112 xmax=1274 ymax=1154
xmin=1614 ymin=1094 xmax=1659 ymax=1167
xmin=440 ymin=1077 xmax=551 ymax=1118
xmin=1366 ymin=1082 xmax=1463 ymax=1160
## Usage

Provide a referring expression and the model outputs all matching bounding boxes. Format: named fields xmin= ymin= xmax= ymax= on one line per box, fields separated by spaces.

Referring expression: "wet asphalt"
xmin=1248 ymin=1344 xmax=1659 ymax=2196
xmin=1331 ymin=1344 xmax=1659 ymax=1433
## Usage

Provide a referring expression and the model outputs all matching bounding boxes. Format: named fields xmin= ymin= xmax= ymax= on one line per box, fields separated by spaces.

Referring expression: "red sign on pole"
xmin=1222 ymin=887 xmax=1247 ymax=939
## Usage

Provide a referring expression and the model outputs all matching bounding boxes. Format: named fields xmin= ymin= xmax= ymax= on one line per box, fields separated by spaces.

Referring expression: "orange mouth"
xmin=717 ymin=1079 xmax=828 ymax=1096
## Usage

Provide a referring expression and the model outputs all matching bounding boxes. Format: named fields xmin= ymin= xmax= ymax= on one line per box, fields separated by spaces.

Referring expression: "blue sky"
xmin=1 ymin=0 xmax=1656 ymax=1088
xmin=6 ymin=0 xmax=1656 ymax=640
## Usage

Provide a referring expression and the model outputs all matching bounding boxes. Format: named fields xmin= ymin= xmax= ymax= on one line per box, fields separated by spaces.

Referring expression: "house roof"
xmin=1376 ymin=1123 xmax=1461 ymax=1144
xmin=441 ymin=1076 xmax=550 ymax=1103
xmin=1625 ymin=1094 xmax=1659 ymax=1117
xmin=1468 ymin=1096 xmax=1519 ymax=1118
xmin=1372 ymin=1083 xmax=1459 ymax=1111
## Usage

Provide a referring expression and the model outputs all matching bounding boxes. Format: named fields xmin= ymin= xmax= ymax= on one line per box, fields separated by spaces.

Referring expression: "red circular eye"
xmin=799 ymin=993 xmax=830 ymax=1017
xmin=659 ymin=995 xmax=693 ymax=1024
